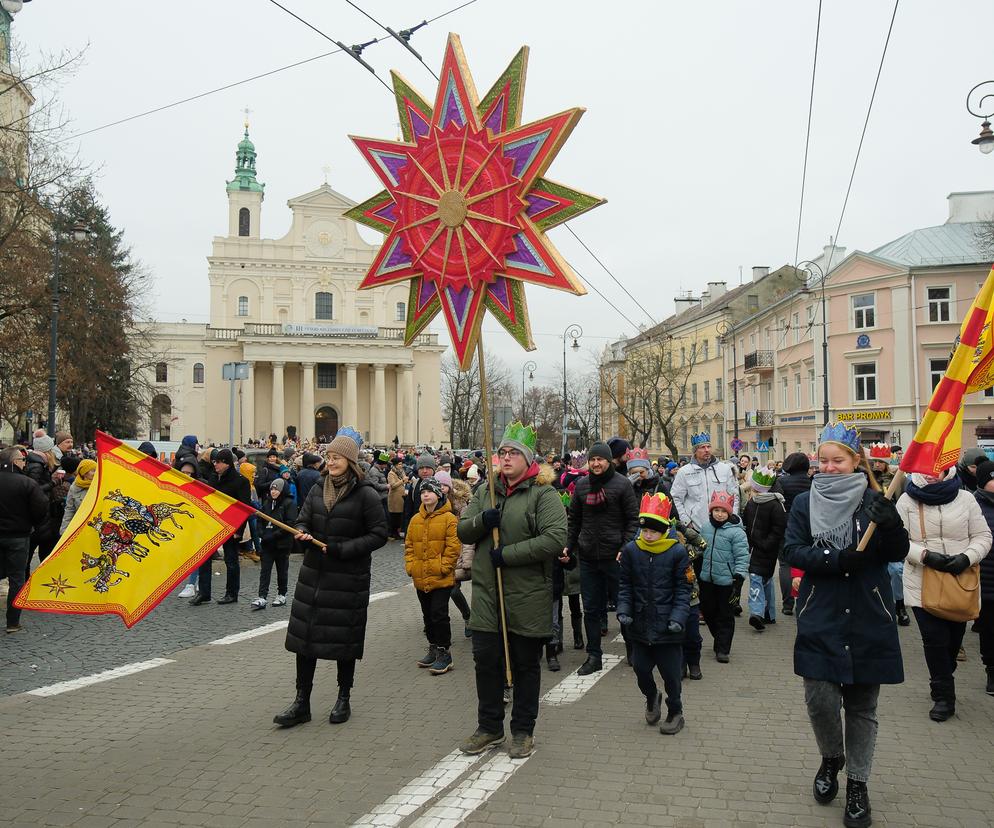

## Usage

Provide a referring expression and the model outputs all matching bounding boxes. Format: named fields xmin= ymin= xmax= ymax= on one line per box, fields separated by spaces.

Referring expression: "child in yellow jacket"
xmin=405 ymin=476 xmax=461 ymax=675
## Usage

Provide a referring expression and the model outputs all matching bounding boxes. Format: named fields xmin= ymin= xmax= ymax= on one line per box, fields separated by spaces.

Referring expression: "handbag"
xmin=917 ymin=502 xmax=980 ymax=623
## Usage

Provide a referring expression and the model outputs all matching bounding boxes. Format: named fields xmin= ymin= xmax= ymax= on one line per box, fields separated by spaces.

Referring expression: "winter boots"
xmin=572 ymin=628 xmax=584 ymax=650
xmin=545 ymin=643 xmax=561 ymax=672
xmin=843 ymin=779 xmax=872 ymax=828
xmin=929 ymin=679 xmax=955 ymax=721
xmin=273 ymin=690 xmax=312 ymax=728
xmin=812 ymin=755 xmax=845 ymax=804
xmin=644 ymin=690 xmax=662 ymax=725
xmin=986 ymin=667 xmax=994 ymax=696
xmin=577 ymin=656 xmax=602 ymax=676
xmin=895 ymin=600 xmax=910 ymax=626
xmin=428 ymin=647 xmax=453 ymax=675
xmin=417 ymin=645 xmax=438 ymax=668
xmin=328 ymin=691 xmax=351 ymax=724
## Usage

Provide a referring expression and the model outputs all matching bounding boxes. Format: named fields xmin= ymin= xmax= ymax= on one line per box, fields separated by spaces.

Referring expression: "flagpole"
xmin=477 ymin=339 xmax=514 ymax=688
xmin=855 ymin=469 xmax=906 ymax=552
xmin=254 ymin=509 xmax=328 ymax=552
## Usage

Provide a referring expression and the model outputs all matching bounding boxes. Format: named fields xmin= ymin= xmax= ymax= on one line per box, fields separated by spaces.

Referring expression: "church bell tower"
xmin=226 ymin=116 xmax=264 ymax=238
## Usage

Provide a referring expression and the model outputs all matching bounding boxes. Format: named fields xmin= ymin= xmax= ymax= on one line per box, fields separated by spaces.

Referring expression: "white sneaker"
xmin=178 ymin=583 xmax=196 ymax=598
xmin=250 ymin=597 xmax=267 ymax=610
xmin=272 ymin=594 xmax=287 ymax=607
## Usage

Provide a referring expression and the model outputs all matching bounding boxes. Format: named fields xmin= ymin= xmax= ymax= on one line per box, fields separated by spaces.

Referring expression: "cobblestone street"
xmin=3 ymin=558 xmax=994 ymax=827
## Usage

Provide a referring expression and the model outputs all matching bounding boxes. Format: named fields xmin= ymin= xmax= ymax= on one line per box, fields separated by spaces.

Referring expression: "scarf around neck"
xmin=809 ymin=473 xmax=867 ymax=551
xmin=323 ymin=470 xmax=354 ymax=513
xmin=585 ymin=465 xmax=614 ymax=506
xmin=751 ymin=492 xmax=784 ymax=506
xmin=907 ymin=473 xmax=961 ymax=506
xmin=636 ymin=534 xmax=677 ymax=554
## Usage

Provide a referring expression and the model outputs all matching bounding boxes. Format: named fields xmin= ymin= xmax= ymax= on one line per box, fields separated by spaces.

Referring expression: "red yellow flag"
xmin=15 ymin=431 xmax=256 ymax=627
xmin=901 ymin=265 xmax=994 ymax=476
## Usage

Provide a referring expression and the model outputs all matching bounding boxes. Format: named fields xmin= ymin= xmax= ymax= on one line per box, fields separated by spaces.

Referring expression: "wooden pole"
xmin=477 ymin=339 xmax=514 ymax=687
xmin=254 ymin=508 xmax=327 ymax=552
xmin=855 ymin=468 xmax=906 ymax=552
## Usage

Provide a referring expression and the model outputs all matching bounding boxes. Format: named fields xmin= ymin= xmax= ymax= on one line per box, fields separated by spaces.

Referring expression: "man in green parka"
xmin=457 ymin=421 xmax=567 ymax=759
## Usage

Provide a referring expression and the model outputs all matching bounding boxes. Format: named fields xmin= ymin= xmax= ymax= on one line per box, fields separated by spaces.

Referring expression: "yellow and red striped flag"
xmin=15 ymin=431 xmax=256 ymax=627
xmin=901 ymin=265 xmax=994 ymax=476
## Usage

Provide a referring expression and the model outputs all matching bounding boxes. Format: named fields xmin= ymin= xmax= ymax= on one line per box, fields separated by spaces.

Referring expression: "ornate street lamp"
xmin=796 ymin=261 xmax=830 ymax=427
xmin=562 ymin=324 xmax=582 ymax=457
xmin=967 ymin=81 xmax=994 ymax=154
xmin=716 ymin=320 xmax=739 ymax=440
xmin=520 ymin=359 xmax=536 ymax=421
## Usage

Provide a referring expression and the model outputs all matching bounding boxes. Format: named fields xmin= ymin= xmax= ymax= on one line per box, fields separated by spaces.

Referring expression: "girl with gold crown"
xmin=783 ymin=421 xmax=909 ymax=828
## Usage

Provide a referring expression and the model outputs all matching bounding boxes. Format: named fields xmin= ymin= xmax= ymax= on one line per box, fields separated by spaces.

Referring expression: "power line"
xmin=793 ymin=0 xmax=822 ymax=268
xmin=425 ymin=0 xmax=480 ymax=23
xmin=345 ymin=0 xmax=439 ymax=81
xmin=565 ymin=260 xmax=642 ymax=331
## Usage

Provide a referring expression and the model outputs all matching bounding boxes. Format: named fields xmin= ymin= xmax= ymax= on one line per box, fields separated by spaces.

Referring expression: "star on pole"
xmin=345 ymin=34 xmax=605 ymax=369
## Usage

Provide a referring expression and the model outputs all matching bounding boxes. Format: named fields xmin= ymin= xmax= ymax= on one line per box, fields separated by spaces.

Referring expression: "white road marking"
xmin=351 ymin=750 xmax=482 ymax=827
xmin=612 ymin=633 xmax=625 ymax=643
xmin=26 ymin=658 xmax=175 ymax=697
xmin=209 ymin=590 xmax=398 ymax=646
xmin=540 ymin=653 xmax=624 ymax=706
xmin=409 ymin=751 xmax=531 ymax=828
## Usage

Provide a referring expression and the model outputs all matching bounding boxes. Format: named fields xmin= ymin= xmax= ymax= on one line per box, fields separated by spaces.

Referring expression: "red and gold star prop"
xmin=345 ymin=34 xmax=605 ymax=369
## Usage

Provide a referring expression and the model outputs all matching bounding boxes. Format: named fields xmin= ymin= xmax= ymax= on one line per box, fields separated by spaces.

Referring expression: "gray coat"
xmin=59 ymin=481 xmax=89 ymax=535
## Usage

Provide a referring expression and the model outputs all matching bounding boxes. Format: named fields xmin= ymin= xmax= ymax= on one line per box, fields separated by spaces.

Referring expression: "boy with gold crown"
xmin=617 ymin=492 xmax=693 ymax=735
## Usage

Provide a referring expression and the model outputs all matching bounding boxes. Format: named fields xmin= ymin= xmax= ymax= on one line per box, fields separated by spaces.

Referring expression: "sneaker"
xmin=659 ymin=712 xmax=684 ymax=735
xmin=843 ymin=779 xmax=871 ymax=828
xmin=813 ymin=755 xmax=845 ymax=804
xmin=178 ymin=583 xmax=196 ymax=598
xmin=250 ymin=597 xmax=267 ymax=610
xmin=428 ymin=648 xmax=453 ymax=675
xmin=957 ymin=646 xmax=967 ymax=662
xmin=749 ymin=614 xmax=766 ymax=632
xmin=507 ymin=732 xmax=534 ymax=759
xmin=417 ymin=645 xmax=439 ymax=668
xmin=273 ymin=594 xmax=287 ymax=607
xmin=645 ymin=690 xmax=662 ymax=725
xmin=5 ymin=624 xmax=22 ymax=634
xmin=459 ymin=729 xmax=505 ymax=755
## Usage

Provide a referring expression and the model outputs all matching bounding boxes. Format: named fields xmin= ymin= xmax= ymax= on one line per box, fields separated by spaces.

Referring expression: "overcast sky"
xmin=19 ymin=0 xmax=994 ymax=387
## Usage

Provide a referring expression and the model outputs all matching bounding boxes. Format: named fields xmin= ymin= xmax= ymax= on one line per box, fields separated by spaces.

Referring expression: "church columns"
xmin=399 ymin=365 xmax=415 ymax=445
xmin=271 ymin=361 xmax=285 ymax=438
xmin=372 ymin=363 xmax=387 ymax=444
xmin=344 ymin=363 xmax=358 ymax=427
xmin=300 ymin=362 xmax=315 ymax=440
xmin=242 ymin=361 xmax=255 ymax=442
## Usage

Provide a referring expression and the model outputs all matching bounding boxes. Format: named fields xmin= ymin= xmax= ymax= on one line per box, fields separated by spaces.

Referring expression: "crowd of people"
xmin=4 ymin=420 xmax=994 ymax=828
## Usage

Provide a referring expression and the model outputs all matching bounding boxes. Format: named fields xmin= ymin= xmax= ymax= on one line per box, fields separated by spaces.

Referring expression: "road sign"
xmin=756 ymin=440 xmax=771 ymax=453
xmin=730 ymin=438 xmax=744 ymax=453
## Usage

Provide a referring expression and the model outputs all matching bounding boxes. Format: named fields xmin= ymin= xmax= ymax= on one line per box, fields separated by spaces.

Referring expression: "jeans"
xmin=552 ymin=594 xmax=583 ymax=645
xmin=417 ymin=586 xmax=453 ymax=648
xmin=0 ymin=536 xmax=30 ymax=627
xmin=198 ymin=536 xmax=241 ymax=599
xmin=450 ymin=582 xmax=470 ymax=621
xmin=748 ymin=574 xmax=776 ymax=621
xmin=631 ymin=641 xmax=683 ymax=715
xmin=888 ymin=561 xmax=904 ymax=603
xmin=472 ymin=630 xmax=543 ymax=736
xmin=803 ymin=679 xmax=879 ymax=782
xmin=682 ymin=605 xmax=702 ymax=667
xmin=976 ymin=601 xmax=994 ymax=668
xmin=296 ymin=654 xmax=356 ymax=693
xmin=912 ymin=606 xmax=966 ymax=685
xmin=580 ymin=556 xmax=622 ymax=658
xmin=698 ymin=580 xmax=735 ymax=654
xmin=778 ymin=556 xmax=794 ymax=610
xmin=258 ymin=539 xmax=289 ymax=599
xmin=247 ymin=506 xmax=262 ymax=554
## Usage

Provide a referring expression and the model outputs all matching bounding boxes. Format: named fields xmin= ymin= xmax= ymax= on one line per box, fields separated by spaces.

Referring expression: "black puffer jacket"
xmin=743 ymin=494 xmax=787 ymax=578
xmin=286 ymin=477 xmax=389 ymax=660
xmin=208 ymin=465 xmax=252 ymax=530
xmin=973 ymin=489 xmax=994 ymax=601
xmin=566 ymin=468 xmax=639 ymax=561
xmin=617 ymin=533 xmax=692 ymax=645
xmin=771 ymin=470 xmax=812 ymax=512
xmin=0 ymin=467 xmax=49 ymax=537
xmin=259 ymin=490 xmax=298 ymax=553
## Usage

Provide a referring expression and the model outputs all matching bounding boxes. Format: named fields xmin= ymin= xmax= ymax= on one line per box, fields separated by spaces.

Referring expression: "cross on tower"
xmin=321 ymin=164 xmax=331 ymax=185
xmin=242 ymin=105 xmax=253 ymax=129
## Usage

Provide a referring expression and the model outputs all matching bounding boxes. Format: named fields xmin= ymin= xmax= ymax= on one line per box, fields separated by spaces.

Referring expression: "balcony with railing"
xmin=743 ymin=350 xmax=774 ymax=373
xmin=744 ymin=410 xmax=775 ymax=428
xmin=206 ymin=324 xmax=438 ymax=346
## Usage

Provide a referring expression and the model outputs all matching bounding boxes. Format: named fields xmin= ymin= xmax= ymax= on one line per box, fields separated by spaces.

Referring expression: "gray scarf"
xmin=752 ymin=492 xmax=784 ymax=506
xmin=808 ymin=473 xmax=867 ymax=551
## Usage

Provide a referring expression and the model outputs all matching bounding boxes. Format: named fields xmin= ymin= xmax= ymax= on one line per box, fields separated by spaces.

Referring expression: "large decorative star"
xmin=346 ymin=34 xmax=605 ymax=369
xmin=42 ymin=573 xmax=75 ymax=598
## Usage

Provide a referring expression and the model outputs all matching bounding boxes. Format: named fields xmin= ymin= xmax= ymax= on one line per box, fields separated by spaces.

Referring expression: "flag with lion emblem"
xmin=15 ymin=431 xmax=256 ymax=627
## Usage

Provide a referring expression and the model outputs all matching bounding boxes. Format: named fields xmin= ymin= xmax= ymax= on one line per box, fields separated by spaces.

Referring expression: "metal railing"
xmin=745 ymin=409 xmax=775 ymax=427
xmin=743 ymin=350 xmax=774 ymax=371
xmin=206 ymin=324 xmax=438 ymax=346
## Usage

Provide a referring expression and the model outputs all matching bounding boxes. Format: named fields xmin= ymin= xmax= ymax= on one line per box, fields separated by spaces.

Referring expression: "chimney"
xmin=673 ymin=290 xmax=699 ymax=315
xmin=946 ymin=191 xmax=994 ymax=224
xmin=752 ymin=266 xmax=769 ymax=282
xmin=700 ymin=289 xmax=712 ymax=307
xmin=707 ymin=281 xmax=727 ymax=299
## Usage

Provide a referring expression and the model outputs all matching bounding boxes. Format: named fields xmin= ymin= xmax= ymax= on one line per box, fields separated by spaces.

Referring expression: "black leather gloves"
xmin=481 ymin=508 xmax=501 ymax=530
xmin=924 ymin=551 xmax=972 ymax=574
xmin=865 ymin=491 xmax=901 ymax=530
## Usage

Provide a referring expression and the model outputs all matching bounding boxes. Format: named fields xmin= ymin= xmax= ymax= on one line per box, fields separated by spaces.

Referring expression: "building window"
xmin=690 ymin=343 xmax=697 ymax=363
xmin=747 ymin=294 xmax=759 ymax=312
xmin=315 ymin=292 xmax=333 ymax=320
xmin=238 ymin=207 xmax=250 ymax=237
xmin=927 ymin=286 xmax=951 ymax=323
xmin=703 ymin=380 xmax=710 ymax=402
xmin=781 ymin=376 xmax=789 ymax=409
xmin=237 ymin=295 xmax=248 ymax=317
xmin=793 ymin=312 xmax=800 ymax=344
xmin=395 ymin=301 xmax=406 ymax=321
xmin=794 ymin=372 xmax=802 ymax=408
xmin=702 ymin=340 xmax=709 ymax=362
xmin=691 ymin=383 xmax=698 ymax=405
xmin=155 ymin=362 xmax=168 ymax=383
xmin=852 ymin=293 xmax=875 ymax=329
xmin=716 ymin=337 xmax=723 ymax=357
xmin=193 ymin=363 xmax=204 ymax=384
xmin=853 ymin=362 xmax=877 ymax=402
xmin=715 ymin=378 xmax=723 ymax=401
xmin=680 ymin=347 xmax=686 ymax=366
xmin=984 ymin=386 xmax=994 ymax=399
xmin=929 ymin=358 xmax=948 ymax=392
xmin=807 ymin=305 xmax=815 ymax=339
xmin=808 ymin=368 xmax=816 ymax=407
xmin=317 ymin=363 xmax=337 ymax=389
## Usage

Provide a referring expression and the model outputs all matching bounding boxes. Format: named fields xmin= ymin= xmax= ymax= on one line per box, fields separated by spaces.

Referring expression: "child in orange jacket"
xmin=405 ymin=476 xmax=461 ymax=675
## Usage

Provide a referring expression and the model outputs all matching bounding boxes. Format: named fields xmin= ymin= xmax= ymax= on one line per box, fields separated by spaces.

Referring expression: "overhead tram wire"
xmin=793 ymin=0 xmax=822 ymax=268
xmin=344 ymin=0 xmax=439 ymax=81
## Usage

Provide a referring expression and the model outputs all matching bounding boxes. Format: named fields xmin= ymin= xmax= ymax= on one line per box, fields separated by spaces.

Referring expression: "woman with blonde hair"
xmin=784 ymin=423 xmax=908 ymax=828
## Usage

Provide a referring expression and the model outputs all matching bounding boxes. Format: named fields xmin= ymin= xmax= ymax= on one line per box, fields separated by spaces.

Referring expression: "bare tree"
xmin=441 ymin=349 xmax=512 ymax=448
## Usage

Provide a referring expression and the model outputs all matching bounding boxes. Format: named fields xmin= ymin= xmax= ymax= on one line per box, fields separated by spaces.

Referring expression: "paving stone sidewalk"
xmin=2 ymin=582 xmax=994 ymax=827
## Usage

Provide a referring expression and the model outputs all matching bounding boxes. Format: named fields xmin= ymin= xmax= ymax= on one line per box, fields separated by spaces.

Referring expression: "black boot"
xmin=572 ymin=628 xmax=584 ymax=651
xmin=929 ymin=679 xmax=955 ymax=721
xmin=895 ymin=600 xmax=910 ymax=626
xmin=329 ymin=691 xmax=351 ymax=724
xmin=986 ymin=667 xmax=994 ymax=696
xmin=273 ymin=690 xmax=311 ymax=727
xmin=812 ymin=755 xmax=845 ymax=804
xmin=546 ymin=643 xmax=560 ymax=672
xmin=577 ymin=656 xmax=602 ymax=676
xmin=843 ymin=778 xmax=871 ymax=828
xmin=625 ymin=640 xmax=632 ymax=666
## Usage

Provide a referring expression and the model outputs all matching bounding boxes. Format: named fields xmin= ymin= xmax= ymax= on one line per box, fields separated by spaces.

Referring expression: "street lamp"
xmin=796 ymin=260 xmax=830 ymax=427
xmin=967 ymin=81 xmax=994 ymax=155
xmin=716 ymin=320 xmax=739 ymax=440
xmin=520 ymin=359 xmax=536 ymax=421
xmin=416 ymin=383 xmax=422 ymax=446
xmin=48 ymin=220 xmax=94 ymax=435
xmin=562 ymin=324 xmax=582 ymax=457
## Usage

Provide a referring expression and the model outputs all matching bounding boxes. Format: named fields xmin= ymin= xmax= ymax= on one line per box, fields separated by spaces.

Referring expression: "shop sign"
xmin=835 ymin=409 xmax=892 ymax=422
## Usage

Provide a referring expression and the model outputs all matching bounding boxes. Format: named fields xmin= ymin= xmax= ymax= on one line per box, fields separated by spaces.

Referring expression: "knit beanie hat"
xmin=181 ymin=435 xmax=199 ymax=449
xmin=270 ymin=478 xmax=285 ymax=493
xmin=33 ymin=435 xmax=54 ymax=453
xmin=607 ymin=436 xmax=630 ymax=459
xmin=434 ymin=470 xmax=452 ymax=489
xmin=417 ymin=452 xmax=437 ymax=470
xmin=302 ymin=452 xmax=321 ymax=467
xmin=751 ymin=468 xmax=776 ymax=493
xmin=137 ymin=441 xmax=157 ymax=458
xmin=239 ymin=461 xmax=256 ymax=483
xmin=54 ymin=431 xmax=71 ymax=446
xmin=420 ymin=476 xmax=444 ymax=498
xmin=328 ymin=426 xmax=362 ymax=465
xmin=976 ymin=460 xmax=994 ymax=490
xmin=61 ymin=455 xmax=81 ymax=475
xmin=267 ymin=447 xmax=279 ymax=458
xmin=279 ymin=464 xmax=291 ymax=475
xmin=588 ymin=442 xmax=613 ymax=462
xmin=215 ymin=448 xmax=235 ymax=467
xmin=465 ymin=464 xmax=480 ymax=481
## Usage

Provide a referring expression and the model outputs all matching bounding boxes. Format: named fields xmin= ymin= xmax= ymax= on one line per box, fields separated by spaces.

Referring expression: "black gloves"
xmin=667 ymin=620 xmax=684 ymax=634
xmin=943 ymin=553 xmax=972 ymax=575
xmin=481 ymin=508 xmax=501 ymax=530
xmin=924 ymin=551 xmax=972 ymax=574
xmin=617 ymin=613 xmax=633 ymax=626
xmin=865 ymin=491 xmax=901 ymax=530
xmin=489 ymin=545 xmax=505 ymax=568
xmin=838 ymin=549 xmax=871 ymax=573
xmin=922 ymin=549 xmax=949 ymax=570
xmin=730 ymin=574 xmax=744 ymax=607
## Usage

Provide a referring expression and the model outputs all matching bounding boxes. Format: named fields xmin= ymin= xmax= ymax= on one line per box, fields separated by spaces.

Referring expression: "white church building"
xmin=140 ymin=125 xmax=446 ymax=447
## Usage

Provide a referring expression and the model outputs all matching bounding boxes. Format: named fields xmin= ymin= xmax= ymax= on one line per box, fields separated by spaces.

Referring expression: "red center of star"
xmin=395 ymin=121 xmax=524 ymax=293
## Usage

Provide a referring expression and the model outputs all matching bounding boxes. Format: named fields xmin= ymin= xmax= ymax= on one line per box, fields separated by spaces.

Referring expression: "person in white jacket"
xmin=895 ymin=468 xmax=992 ymax=722
xmin=670 ymin=433 xmax=739 ymax=533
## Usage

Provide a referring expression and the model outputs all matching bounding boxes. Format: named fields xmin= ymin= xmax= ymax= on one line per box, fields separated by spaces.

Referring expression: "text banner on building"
xmin=15 ymin=432 xmax=255 ymax=627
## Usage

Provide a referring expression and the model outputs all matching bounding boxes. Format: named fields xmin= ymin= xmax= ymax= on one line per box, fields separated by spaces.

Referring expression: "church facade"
xmin=140 ymin=126 xmax=446 ymax=447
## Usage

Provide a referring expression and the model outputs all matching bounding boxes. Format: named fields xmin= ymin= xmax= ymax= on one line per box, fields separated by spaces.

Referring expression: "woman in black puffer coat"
xmin=772 ymin=452 xmax=813 ymax=614
xmin=274 ymin=429 xmax=388 ymax=729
